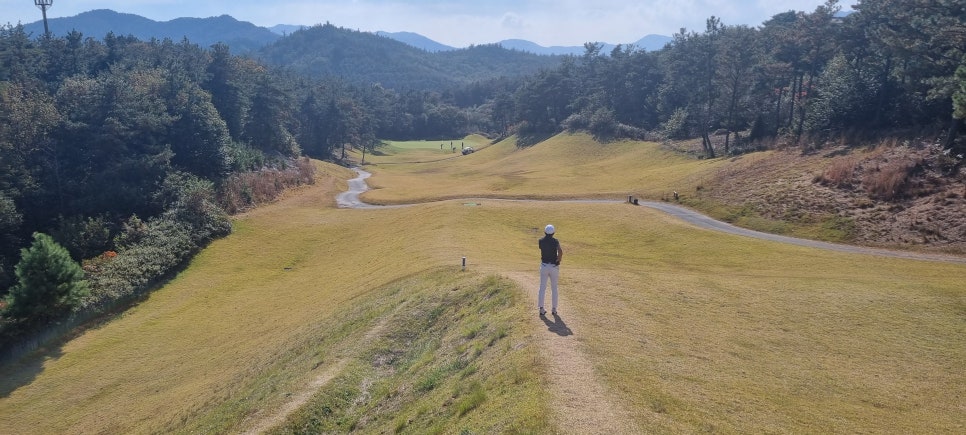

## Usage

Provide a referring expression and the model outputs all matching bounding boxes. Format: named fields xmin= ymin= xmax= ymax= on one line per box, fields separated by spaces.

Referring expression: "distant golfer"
xmin=538 ymin=224 xmax=563 ymax=317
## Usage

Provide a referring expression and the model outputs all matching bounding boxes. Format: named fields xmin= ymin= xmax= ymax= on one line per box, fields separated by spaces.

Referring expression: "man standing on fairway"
xmin=538 ymin=224 xmax=563 ymax=317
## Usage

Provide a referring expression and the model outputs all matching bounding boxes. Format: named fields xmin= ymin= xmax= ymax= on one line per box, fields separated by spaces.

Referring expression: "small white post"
xmin=462 ymin=256 xmax=466 ymax=271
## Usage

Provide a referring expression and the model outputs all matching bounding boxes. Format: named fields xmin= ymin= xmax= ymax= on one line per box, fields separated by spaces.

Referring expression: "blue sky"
xmin=2 ymin=0 xmax=847 ymax=47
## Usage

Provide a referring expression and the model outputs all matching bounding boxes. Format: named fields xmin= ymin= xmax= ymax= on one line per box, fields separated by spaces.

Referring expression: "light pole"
xmin=34 ymin=0 xmax=53 ymax=37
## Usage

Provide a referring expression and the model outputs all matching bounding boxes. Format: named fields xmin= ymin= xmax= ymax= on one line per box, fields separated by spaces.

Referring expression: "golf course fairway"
xmin=1 ymin=134 xmax=963 ymax=434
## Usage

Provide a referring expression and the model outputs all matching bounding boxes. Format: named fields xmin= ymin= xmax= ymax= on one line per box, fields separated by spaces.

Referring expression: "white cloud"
xmin=500 ymin=13 xmax=526 ymax=32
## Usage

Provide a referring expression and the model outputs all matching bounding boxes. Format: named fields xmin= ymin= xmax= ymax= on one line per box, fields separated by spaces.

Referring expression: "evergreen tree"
xmin=4 ymin=233 xmax=89 ymax=324
xmin=954 ymin=62 xmax=966 ymax=121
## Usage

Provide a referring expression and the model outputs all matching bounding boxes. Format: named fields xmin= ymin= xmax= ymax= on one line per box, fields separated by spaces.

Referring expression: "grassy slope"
xmin=1 ymin=133 xmax=964 ymax=433
xmin=0 ymin=162 xmax=548 ymax=434
xmin=267 ymin=272 xmax=547 ymax=434
xmin=669 ymin=138 xmax=966 ymax=253
xmin=363 ymin=133 xmax=729 ymax=204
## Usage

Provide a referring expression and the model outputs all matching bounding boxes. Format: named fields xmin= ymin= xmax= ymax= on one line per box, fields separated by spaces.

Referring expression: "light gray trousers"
xmin=538 ymin=263 xmax=559 ymax=310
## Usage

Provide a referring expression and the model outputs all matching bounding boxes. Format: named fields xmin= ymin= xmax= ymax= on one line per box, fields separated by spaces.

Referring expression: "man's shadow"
xmin=541 ymin=313 xmax=573 ymax=336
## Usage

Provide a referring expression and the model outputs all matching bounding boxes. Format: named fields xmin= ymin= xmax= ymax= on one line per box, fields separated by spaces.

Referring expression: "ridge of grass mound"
xmin=263 ymin=270 xmax=547 ymax=434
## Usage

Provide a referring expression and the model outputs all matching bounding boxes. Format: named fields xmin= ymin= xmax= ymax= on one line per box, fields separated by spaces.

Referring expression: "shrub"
xmin=51 ymin=215 xmax=114 ymax=260
xmin=562 ymin=111 xmax=591 ymax=132
xmin=85 ymin=218 xmax=195 ymax=308
xmin=661 ymin=107 xmax=690 ymax=140
xmin=588 ymin=108 xmax=618 ymax=141
xmin=565 ymin=108 xmax=645 ymax=142
xmin=817 ymin=156 xmax=859 ymax=188
xmin=84 ymin=173 xmax=233 ymax=308
xmin=158 ymin=172 xmax=232 ymax=242
xmin=863 ymin=159 xmax=919 ymax=200
xmin=227 ymin=141 xmax=266 ymax=172
xmin=219 ymin=157 xmax=316 ymax=214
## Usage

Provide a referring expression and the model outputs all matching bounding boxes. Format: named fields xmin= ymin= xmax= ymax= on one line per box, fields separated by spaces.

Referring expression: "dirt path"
xmin=504 ymin=271 xmax=642 ymax=434
xmin=241 ymin=302 xmax=404 ymax=434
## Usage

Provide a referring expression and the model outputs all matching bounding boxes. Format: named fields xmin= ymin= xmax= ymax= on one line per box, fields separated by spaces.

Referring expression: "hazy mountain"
xmin=376 ymin=34 xmax=674 ymax=56
xmin=376 ymin=31 xmax=456 ymax=52
xmin=633 ymin=34 xmax=673 ymax=51
xmin=497 ymin=39 xmax=588 ymax=56
xmin=21 ymin=9 xmax=280 ymax=53
xmin=269 ymin=24 xmax=308 ymax=36
xmin=497 ymin=34 xmax=670 ymax=56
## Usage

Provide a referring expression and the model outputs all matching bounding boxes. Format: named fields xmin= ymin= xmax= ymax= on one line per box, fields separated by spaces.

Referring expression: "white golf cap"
xmin=545 ymin=224 xmax=555 ymax=234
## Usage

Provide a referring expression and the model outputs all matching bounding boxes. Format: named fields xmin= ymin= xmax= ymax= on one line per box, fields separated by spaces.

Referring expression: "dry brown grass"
xmin=697 ymin=142 xmax=965 ymax=253
xmin=861 ymin=157 xmax=919 ymax=201
xmin=1 ymin=133 xmax=963 ymax=434
xmin=219 ymin=157 xmax=317 ymax=213
xmin=817 ymin=155 xmax=860 ymax=188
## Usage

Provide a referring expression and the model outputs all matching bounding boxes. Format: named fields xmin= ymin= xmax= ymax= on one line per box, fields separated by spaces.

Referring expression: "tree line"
xmin=504 ymin=0 xmax=965 ymax=156
xmin=2 ymin=0 xmax=964 ymax=347
xmin=261 ymin=0 xmax=965 ymax=158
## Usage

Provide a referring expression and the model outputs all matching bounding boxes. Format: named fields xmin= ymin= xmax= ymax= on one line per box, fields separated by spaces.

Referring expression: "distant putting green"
xmin=364 ymin=135 xmax=492 ymax=164
xmin=0 ymin=134 xmax=963 ymax=433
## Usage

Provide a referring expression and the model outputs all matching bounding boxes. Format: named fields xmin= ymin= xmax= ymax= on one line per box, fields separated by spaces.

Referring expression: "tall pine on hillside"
xmin=3 ymin=233 xmax=89 ymax=325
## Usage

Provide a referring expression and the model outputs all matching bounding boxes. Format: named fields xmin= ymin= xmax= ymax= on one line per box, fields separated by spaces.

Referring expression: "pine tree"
xmin=4 ymin=233 xmax=89 ymax=324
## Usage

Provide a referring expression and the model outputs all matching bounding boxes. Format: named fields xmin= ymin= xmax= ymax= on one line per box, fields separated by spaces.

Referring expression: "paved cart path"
xmin=339 ymin=168 xmax=965 ymax=264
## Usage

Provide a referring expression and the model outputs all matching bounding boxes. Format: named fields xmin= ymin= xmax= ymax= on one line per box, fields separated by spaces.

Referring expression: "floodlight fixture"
xmin=34 ymin=0 xmax=53 ymax=37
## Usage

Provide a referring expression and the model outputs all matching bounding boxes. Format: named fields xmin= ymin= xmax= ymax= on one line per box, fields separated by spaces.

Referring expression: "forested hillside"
xmin=256 ymin=23 xmax=563 ymax=90
xmin=0 ymin=28 xmax=313 ymax=348
xmin=507 ymin=0 xmax=965 ymax=155
xmin=2 ymin=0 xmax=964 ymax=354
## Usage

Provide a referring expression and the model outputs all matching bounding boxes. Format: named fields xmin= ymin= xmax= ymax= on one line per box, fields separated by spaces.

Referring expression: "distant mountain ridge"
xmin=375 ymin=31 xmax=456 ymax=53
xmin=18 ymin=9 xmax=671 ymax=56
xmin=21 ymin=9 xmax=280 ymax=53
xmin=269 ymin=24 xmax=307 ymax=36
xmin=376 ymin=32 xmax=671 ymax=54
xmin=496 ymin=34 xmax=672 ymax=55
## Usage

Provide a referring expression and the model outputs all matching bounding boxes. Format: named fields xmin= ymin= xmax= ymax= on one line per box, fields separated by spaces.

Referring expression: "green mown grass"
xmin=365 ymin=135 xmax=493 ymax=164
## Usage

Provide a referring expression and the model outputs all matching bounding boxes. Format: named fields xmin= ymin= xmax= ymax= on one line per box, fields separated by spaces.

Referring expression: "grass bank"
xmin=266 ymin=271 xmax=547 ymax=434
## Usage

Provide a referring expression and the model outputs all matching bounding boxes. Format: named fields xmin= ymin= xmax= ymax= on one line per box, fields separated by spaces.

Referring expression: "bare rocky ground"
xmin=672 ymin=137 xmax=966 ymax=256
